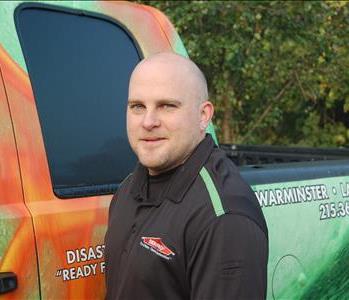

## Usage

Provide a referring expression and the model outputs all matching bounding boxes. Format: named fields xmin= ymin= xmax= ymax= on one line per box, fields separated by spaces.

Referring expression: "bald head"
xmin=129 ymin=52 xmax=208 ymax=104
xmin=126 ymin=51 xmax=214 ymax=175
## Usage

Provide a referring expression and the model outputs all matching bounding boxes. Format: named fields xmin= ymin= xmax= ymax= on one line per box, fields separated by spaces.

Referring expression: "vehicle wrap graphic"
xmin=0 ymin=1 xmax=189 ymax=299
xmin=253 ymin=175 xmax=349 ymax=299
xmin=0 ymin=48 xmax=40 ymax=299
xmin=55 ymin=245 xmax=106 ymax=282
xmin=0 ymin=1 xmax=347 ymax=299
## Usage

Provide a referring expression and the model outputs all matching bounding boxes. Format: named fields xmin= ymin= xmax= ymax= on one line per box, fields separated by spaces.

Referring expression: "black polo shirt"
xmin=105 ymin=135 xmax=268 ymax=300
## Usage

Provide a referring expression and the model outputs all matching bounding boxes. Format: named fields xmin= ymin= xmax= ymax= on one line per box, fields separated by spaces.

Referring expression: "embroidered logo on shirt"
xmin=140 ymin=237 xmax=175 ymax=260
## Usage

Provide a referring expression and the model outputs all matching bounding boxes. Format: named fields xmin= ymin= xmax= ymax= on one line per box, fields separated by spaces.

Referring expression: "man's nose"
xmin=142 ymin=110 xmax=160 ymax=130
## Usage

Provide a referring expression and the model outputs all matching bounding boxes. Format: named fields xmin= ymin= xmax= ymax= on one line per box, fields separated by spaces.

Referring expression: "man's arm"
xmin=188 ymin=214 xmax=268 ymax=299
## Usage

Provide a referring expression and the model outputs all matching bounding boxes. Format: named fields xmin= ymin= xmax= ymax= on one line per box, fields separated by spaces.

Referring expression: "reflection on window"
xmin=16 ymin=4 xmax=140 ymax=198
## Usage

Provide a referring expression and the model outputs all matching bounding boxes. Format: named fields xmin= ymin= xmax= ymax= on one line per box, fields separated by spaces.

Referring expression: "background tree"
xmin=140 ymin=1 xmax=349 ymax=147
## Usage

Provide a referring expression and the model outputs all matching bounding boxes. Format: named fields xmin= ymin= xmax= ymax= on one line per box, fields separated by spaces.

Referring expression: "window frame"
xmin=14 ymin=2 xmax=143 ymax=199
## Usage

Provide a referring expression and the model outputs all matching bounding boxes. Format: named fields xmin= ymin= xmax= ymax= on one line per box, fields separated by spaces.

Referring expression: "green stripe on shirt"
xmin=199 ymin=167 xmax=225 ymax=217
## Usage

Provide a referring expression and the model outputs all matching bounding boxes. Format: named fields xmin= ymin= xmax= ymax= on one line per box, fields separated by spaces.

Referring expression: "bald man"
xmin=104 ymin=52 xmax=268 ymax=299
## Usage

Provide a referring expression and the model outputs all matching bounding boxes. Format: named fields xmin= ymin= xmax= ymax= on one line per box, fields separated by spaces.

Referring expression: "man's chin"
xmin=138 ymin=155 xmax=164 ymax=169
xmin=140 ymin=162 xmax=165 ymax=174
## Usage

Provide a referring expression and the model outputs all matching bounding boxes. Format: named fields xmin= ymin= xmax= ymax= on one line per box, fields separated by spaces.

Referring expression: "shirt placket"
xmin=116 ymin=199 xmax=158 ymax=295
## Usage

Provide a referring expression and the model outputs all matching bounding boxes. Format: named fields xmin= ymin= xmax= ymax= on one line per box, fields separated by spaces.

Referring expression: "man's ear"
xmin=200 ymin=101 xmax=214 ymax=131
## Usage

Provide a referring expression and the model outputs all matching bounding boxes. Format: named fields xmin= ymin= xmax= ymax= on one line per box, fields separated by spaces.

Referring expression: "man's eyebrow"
xmin=128 ymin=99 xmax=143 ymax=104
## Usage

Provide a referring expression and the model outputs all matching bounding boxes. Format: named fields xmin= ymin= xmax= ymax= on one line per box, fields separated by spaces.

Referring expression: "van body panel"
xmin=0 ymin=52 xmax=40 ymax=299
xmin=1 ymin=1 xmax=186 ymax=298
xmin=251 ymin=173 xmax=349 ymax=299
xmin=1 ymin=1 xmax=348 ymax=299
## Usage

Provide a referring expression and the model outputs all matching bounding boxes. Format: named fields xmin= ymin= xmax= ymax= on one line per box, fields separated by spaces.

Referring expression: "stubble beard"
xmin=138 ymin=147 xmax=171 ymax=175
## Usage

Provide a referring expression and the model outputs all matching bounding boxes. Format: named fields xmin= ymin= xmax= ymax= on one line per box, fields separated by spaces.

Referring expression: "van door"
xmin=8 ymin=3 xmax=142 ymax=299
xmin=0 ymin=51 xmax=40 ymax=298
xmin=5 ymin=1 xmax=184 ymax=298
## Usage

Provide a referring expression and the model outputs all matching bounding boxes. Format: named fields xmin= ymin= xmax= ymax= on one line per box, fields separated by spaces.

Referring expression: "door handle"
xmin=0 ymin=272 xmax=17 ymax=294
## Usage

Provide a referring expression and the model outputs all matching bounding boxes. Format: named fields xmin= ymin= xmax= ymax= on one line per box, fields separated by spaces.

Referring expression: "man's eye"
xmin=129 ymin=104 xmax=145 ymax=111
xmin=161 ymin=103 xmax=177 ymax=110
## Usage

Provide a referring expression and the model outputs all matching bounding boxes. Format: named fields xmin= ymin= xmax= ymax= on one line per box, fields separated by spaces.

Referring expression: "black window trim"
xmin=14 ymin=2 xmax=144 ymax=199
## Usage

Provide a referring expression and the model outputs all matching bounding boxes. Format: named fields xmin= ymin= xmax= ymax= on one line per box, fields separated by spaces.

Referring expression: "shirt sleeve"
xmin=188 ymin=214 xmax=268 ymax=300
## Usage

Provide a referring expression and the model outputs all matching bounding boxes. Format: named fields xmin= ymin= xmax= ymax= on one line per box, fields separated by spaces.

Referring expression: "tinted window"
xmin=15 ymin=4 xmax=140 ymax=198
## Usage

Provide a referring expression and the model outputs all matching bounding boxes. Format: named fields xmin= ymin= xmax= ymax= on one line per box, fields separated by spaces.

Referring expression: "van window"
xmin=15 ymin=4 xmax=140 ymax=198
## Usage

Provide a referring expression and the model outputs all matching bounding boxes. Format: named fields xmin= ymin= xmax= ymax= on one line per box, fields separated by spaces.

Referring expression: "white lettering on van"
xmin=255 ymin=184 xmax=329 ymax=208
xmin=56 ymin=244 xmax=106 ymax=282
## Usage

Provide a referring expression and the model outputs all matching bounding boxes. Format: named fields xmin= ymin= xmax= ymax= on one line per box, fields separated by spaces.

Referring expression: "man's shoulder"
xmin=204 ymin=147 xmax=253 ymax=200
xmin=180 ymin=149 xmax=268 ymax=256
xmin=195 ymin=147 xmax=268 ymax=237
xmin=181 ymin=147 xmax=251 ymax=215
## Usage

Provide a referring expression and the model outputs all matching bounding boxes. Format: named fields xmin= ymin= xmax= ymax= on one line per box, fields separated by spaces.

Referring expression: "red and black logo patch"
xmin=140 ymin=237 xmax=175 ymax=260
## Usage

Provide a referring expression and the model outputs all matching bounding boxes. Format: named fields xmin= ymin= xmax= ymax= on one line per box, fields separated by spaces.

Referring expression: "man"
xmin=105 ymin=52 xmax=268 ymax=299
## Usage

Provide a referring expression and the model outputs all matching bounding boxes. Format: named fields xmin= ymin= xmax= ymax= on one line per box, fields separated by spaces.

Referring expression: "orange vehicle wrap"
xmin=0 ymin=1 xmax=188 ymax=299
xmin=0 ymin=49 xmax=40 ymax=299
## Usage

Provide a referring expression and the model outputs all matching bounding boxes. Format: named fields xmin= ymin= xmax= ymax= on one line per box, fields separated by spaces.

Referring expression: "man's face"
xmin=127 ymin=60 xmax=204 ymax=175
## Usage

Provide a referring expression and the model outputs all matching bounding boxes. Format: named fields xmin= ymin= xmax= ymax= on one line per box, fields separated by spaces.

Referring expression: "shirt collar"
xmin=129 ymin=134 xmax=216 ymax=204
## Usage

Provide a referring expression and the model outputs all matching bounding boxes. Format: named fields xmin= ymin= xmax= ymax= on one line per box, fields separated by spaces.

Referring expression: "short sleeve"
xmin=188 ymin=214 xmax=268 ymax=300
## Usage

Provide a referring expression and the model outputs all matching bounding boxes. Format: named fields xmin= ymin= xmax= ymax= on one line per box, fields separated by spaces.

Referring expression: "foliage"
xmin=139 ymin=1 xmax=349 ymax=147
